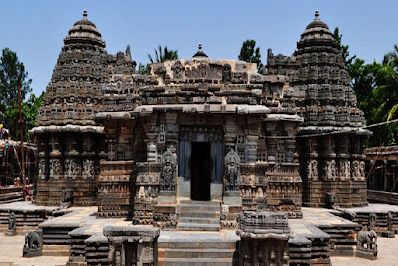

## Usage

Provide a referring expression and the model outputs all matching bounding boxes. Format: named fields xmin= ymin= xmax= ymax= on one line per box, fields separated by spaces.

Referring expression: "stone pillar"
xmin=49 ymin=135 xmax=62 ymax=180
xmin=223 ymin=116 xmax=238 ymax=153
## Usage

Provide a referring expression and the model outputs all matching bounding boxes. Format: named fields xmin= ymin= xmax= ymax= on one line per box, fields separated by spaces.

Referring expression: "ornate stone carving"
xmin=324 ymin=160 xmax=336 ymax=180
xmin=356 ymin=230 xmax=377 ymax=259
xmin=38 ymin=159 xmax=46 ymax=179
xmin=339 ymin=160 xmax=350 ymax=181
xmin=224 ymin=149 xmax=240 ymax=192
xmin=7 ymin=211 xmax=16 ymax=236
xmin=23 ymin=231 xmax=43 ymax=257
xmin=49 ymin=159 xmax=62 ymax=178
xmin=82 ymin=159 xmax=95 ymax=179
xmin=160 ymin=150 xmax=177 ymax=192
xmin=65 ymin=158 xmax=81 ymax=178
xmin=308 ymin=159 xmax=318 ymax=180
xmin=368 ymin=212 xmax=376 ymax=231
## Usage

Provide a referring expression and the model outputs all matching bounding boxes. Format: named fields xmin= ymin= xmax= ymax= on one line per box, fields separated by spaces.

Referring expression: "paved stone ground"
xmin=1 ymin=202 xmax=398 ymax=265
xmin=332 ymin=236 xmax=398 ymax=266
xmin=0 ymin=232 xmax=68 ymax=266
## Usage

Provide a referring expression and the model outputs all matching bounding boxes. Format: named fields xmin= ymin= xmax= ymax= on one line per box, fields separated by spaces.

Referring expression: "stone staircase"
xmin=177 ymin=200 xmax=221 ymax=231
xmin=158 ymin=231 xmax=239 ymax=266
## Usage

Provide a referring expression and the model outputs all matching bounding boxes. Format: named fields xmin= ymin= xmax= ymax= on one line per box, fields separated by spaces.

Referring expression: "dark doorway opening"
xmin=191 ymin=142 xmax=211 ymax=200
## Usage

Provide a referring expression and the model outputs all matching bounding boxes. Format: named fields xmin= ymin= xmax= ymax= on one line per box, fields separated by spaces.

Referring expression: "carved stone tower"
xmin=267 ymin=11 xmax=370 ymax=207
xmin=32 ymin=10 xmax=107 ymax=205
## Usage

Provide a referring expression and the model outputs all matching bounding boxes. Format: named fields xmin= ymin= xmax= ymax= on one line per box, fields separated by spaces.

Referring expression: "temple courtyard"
xmin=1 ymin=201 xmax=398 ymax=265
xmin=1 ymin=232 xmax=398 ymax=266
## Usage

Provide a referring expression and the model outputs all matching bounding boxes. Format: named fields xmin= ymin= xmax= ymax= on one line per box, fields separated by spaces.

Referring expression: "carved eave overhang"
xmin=95 ymin=111 xmax=134 ymax=121
xmin=365 ymin=145 xmax=398 ymax=161
xmin=298 ymin=126 xmax=372 ymax=136
xmin=132 ymin=104 xmax=270 ymax=116
xmin=264 ymin=114 xmax=303 ymax=123
xmin=30 ymin=124 xmax=104 ymax=134
xmin=103 ymin=225 xmax=160 ymax=238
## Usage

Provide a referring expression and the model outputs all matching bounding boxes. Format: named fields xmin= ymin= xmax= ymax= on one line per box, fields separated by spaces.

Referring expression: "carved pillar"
xmin=224 ymin=116 xmax=238 ymax=153
xmin=64 ymin=135 xmax=80 ymax=179
xmin=49 ymin=135 xmax=62 ymax=179
xmin=165 ymin=112 xmax=178 ymax=153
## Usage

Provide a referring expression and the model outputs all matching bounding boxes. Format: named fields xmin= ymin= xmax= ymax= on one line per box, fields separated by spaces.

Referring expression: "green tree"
xmin=148 ymin=45 xmax=178 ymax=63
xmin=238 ymin=39 xmax=263 ymax=71
xmin=2 ymin=92 xmax=44 ymax=141
xmin=0 ymin=48 xmax=32 ymax=112
xmin=333 ymin=27 xmax=356 ymax=71
xmin=138 ymin=63 xmax=150 ymax=75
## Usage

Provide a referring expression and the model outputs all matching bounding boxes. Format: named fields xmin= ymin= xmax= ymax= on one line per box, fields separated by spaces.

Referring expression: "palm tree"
xmin=148 ymin=45 xmax=178 ymax=63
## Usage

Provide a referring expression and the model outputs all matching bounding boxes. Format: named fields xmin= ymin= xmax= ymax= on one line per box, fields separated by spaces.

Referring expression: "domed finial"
xmin=192 ymin=42 xmax=208 ymax=58
xmin=314 ymin=10 xmax=320 ymax=20
xmin=83 ymin=9 xmax=88 ymax=19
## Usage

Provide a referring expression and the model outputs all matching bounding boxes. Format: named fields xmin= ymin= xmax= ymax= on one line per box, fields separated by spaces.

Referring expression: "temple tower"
xmin=268 ymin=11 xmax=370 ymax=207
xmin=32 ymin=10 xmax=107 ymax=205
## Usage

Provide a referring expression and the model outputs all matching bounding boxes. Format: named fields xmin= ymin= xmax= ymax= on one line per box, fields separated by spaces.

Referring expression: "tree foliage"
xmin=0 ymin=48 xmax=32 ymax=112
xmin=148 ymin=45 xmax=178 ymax=63
xmin=0 ymin=48 xmax=43 ymax=142
xmin=333 ymin=27 xmax=356 ymax=71
xmin=334 ymin=29 xmax=398 ymax=145
xmin=238 ymin=39 xmax=263 ymax=72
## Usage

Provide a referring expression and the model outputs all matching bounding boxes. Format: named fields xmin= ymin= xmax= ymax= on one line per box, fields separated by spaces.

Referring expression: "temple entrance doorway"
xmin=190 ymin=142 xmax=211 ymax=201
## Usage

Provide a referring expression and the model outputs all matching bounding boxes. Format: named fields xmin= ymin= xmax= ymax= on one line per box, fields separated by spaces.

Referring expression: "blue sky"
xmin=1 ymin=0 xmax=397 ymax=96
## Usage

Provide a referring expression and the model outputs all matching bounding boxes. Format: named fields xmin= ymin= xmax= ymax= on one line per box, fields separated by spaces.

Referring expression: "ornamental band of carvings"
xmin=224 ymin=149 xmax=240 ymax=192
xmin=160 ymin=150 xmax=177 ymax=192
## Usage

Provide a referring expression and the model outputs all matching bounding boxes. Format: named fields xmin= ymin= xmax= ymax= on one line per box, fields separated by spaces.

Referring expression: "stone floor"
xmin=1 ymin=231 xmax=398 ymax=265
xmin=1 ymin=202 xmax=398 ymax=265
xmin=332 ymin=236 xmax=398 ymax=265
xmin=0 ymin=232 xmax=68 ymax=266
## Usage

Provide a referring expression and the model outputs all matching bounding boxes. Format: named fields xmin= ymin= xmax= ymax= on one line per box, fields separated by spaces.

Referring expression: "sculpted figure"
xmin=7 ymin=211 xmax=16 ymax=235
xmin=308 ymin=160 xmax=318 ymax=180
xmin=369 ymin=213 xmax=377 ymax=231
xmin=23 ymin=231 xmax=43 ymax=257
xmin=160 ymin=150 xmax=177 ymax=192
xmin=224 ymin=149 xmax=240 ymax=191
xmin=357 ymin=230 xmax=377 ymax=254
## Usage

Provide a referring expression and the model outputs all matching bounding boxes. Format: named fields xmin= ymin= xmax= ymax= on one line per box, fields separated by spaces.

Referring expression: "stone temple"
xmin=6 ymin=9 xmax=394 ymax=265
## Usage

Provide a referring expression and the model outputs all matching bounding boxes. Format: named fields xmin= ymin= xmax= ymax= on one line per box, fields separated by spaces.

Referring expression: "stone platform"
xmin=1 ymin=202 xmax=398 ymax=265
xmin=0 ymin=201 xmax=58 ymax=234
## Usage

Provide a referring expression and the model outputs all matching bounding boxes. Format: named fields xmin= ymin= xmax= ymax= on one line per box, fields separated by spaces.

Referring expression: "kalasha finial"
xmin=83 ymin=9 xmax=88 ymax=19
xmin=198 ymin=43 xmax=203 ymax=51
xmin=315 ymin=10 xmax=320 ymax=20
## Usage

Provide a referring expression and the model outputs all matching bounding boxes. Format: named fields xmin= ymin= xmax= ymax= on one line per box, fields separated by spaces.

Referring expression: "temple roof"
xmin=192 ymin=43 xmax=208 ymax=58
xmin=297 ymin=10 xmax=337 ymax=52
xmin=64 ymin=10 xmax=105 ymax=47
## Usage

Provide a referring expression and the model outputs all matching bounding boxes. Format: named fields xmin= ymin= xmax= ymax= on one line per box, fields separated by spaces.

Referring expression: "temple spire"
xmin=314 ymin=10 xmax=320 ymax=21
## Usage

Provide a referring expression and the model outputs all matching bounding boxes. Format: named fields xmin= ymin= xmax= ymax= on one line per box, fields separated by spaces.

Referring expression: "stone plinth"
xmin=237 ymin=211 xmax=290 ymax=265
xmin=103 ymin=225 xmax=160 ymax=266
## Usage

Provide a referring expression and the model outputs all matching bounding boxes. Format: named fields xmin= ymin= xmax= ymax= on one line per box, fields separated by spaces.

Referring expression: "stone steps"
xmin=158 ymin=257 xmax=233 ymax=266
xmin=159 ymin=248 xmax=234 ymax=258
xmin=158 ymin=231 xmax=239 ymax=266
xmin=159 ymin=240 xmax=236 ymax=250
xmin=177 ymin=222 xmax=220 ymax=231
xmin=179 ymin=217 xmax=220 ymax=224
xmin=179 ymin=211 xmax=220 ymax=219
xmin=177 ymin=200 xmax=221 ymax=231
